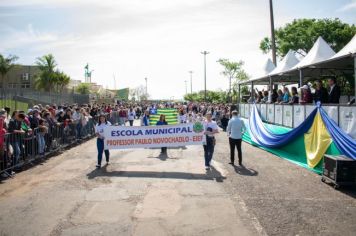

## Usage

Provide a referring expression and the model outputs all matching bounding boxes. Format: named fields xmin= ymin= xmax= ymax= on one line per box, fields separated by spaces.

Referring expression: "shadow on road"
xmin=87 ymin=165 xmax=226 ymax=182
xmin=233 ymin=165 xmax=258 ymax=176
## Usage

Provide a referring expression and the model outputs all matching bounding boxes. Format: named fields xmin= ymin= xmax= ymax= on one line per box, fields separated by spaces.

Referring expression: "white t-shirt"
xmin=204 ymin=120 xmax=219 ymax=137
xmin=179 ymin=114 xmax=187 ymax=123
xmin=128 ymin=111 xmax=136 ymax=121
xmin=95 ymin=121 xmax=112 ymax=139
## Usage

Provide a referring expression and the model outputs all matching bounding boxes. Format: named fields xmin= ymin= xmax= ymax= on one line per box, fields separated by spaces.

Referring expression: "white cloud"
xmin=3 ymin=0 xmax=353 ymax=99
xmin=337 ymin=0 xmax=356 ymax=12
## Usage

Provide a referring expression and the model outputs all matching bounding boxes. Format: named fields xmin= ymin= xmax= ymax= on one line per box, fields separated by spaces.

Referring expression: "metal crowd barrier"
xmin=0 ymin=114 xmax=105 ymax=177
xmin=238 ymin=103 xmax=356 ymax=139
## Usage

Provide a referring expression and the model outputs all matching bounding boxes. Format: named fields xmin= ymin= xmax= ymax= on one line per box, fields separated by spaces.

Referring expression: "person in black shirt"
xmin=314 ymin=80 xmax=328 ymax=104
xmin=8 ymin=113 xmax=25 ymax=169
xmin=327 ymin=77 xmax=341 ymax=104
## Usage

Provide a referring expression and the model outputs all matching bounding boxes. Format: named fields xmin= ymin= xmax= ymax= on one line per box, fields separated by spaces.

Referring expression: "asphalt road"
xmin=0 ymin=125 xmax=355 ymax=236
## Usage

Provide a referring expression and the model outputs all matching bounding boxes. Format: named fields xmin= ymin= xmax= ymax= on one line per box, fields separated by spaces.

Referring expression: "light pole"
xmin=144 ymin=77 xmax=148 ymax=97
xmin=201 ymin=51 xmax=209 ymax=102
xmin=269 ymin=0 xmax=277 ymax=66
xmin=188 ymin=70 xmax=193 ymax=93
xmin=184 ymin=80 xmax=188 ymax=95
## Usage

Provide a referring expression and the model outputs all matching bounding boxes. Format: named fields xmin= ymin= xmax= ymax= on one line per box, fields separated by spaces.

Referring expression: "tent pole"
xmin=251 ymin=82 xmax=254 ymax=101
xmin=238 ymin=84 xmax=241 ymax=103
xmin=354 ymin=55 xmax=356 ymax=98
xmin=299 ymin=69 xmax=303 ymax=88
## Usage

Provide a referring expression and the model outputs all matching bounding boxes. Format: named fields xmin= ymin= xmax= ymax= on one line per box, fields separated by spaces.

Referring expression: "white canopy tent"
xmin=292 ymin=36 xmax=336 ymax=70
xmin=238 ymin=35 xmax=356 ymax=101
xmin=332 ymin=34 xmax=356 ymax=59
xmin=269 ymin=50 xmax=300 ymax=76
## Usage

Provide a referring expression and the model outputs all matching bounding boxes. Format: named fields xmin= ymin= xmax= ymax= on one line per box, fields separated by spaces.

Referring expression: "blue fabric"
xmin=319 ymin=108 xmax=356 ymax=159
xmin=248 ymin=104 xmax=317 ymax=148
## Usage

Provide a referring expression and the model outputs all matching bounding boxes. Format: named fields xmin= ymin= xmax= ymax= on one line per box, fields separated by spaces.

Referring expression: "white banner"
xmin=283 ymin=105 xmax=293 ymax=127
xmin=274 ymin=105 xmax=283 ymax=125
xmin=239 ymin=104 xmax=244 ymax=118
xmin=339 ymin=106 xmax=356 ymax=139
xmin=305 ymin=105 xmax=315 ymax=119
xmin=260 ymin=104 xmax=267 ymax=120
xmin=293 ymin=105 xmax=305 ymax=128
xmin=266 ymin=104 xmax=274 ymax=123
xmin=245 ymin=104 xmax=250 ymax=118
xmin=323 ymin=106 xmax=339 ymax=125
xmin=104 ymin=122 xmax=206 ymax=149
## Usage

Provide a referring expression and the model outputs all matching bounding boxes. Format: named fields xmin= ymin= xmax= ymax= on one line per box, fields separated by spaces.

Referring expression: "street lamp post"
xmin=269 ymin=0 xmax=277 ymax=66
xmin=144 ymin=77 xmax=148 ymax=97
xmin=184 ymin=80 xmax=188 ymax=95
xmin=201 ymin=51 xmax=209 ymax=102
xmin=188 ymin=71 xmax=193 ymax=93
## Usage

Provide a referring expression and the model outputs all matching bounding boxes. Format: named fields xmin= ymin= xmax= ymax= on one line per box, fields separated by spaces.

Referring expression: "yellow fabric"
xmin=304 ymin=112 xmax=332 ymax=168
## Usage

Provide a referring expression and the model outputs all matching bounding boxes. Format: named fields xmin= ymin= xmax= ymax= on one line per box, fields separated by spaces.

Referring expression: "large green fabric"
xmin=242 ymin=119 xmax=342 ymax=174
xmin=150 ymin=109 xmax=178 ymax=125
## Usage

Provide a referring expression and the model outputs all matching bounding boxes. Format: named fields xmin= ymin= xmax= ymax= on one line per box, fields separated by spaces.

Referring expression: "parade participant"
xmin=128 ymin=108 xmax=136 ymax=126
xmin=227 ymin=111 xmax=245 ymax=166
xmin=179 ymin=109 xmax=187 ymax=123
xmin=95 ymin=114 xmax=111 ymax=168
xmin=118 ymin=107 xmax=127 ymax=126
xmin=203 ymin=113 xmax=219 ymax=170
xmin=156 ymin=114 xmax=168 ymax=154
xmin=142 ymin=110 xmax=150 ymax=126
xmin=220 ymin=114 xmax=229 ymax=132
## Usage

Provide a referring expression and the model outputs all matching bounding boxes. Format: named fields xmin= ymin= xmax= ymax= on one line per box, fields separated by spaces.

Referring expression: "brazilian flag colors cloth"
xmin=243 ymin=103 xmax=356 ymax=174
xmin=149 ymin=108 xmax=178 ymax=125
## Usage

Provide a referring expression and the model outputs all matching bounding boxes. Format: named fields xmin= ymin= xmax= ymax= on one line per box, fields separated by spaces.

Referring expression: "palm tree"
xmin=0 ymin=54 xmax=19 ymax=91
xmin=56 ymin=71 xmax=70 ymax=93
xmin=35 ymin=54 xmax=57 ymax=92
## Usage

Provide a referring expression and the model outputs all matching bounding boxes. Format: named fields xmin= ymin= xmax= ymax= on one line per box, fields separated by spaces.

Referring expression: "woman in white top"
xmin=128 ymin=108 xmax=136 ymax=126
xmin=203 ymin=113 xmax=219 ymax=170
xmin=95 ymin=114 xmax=111 ymax=168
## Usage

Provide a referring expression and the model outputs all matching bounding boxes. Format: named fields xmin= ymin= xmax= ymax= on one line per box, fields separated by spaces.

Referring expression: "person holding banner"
xmin=203 ymin=113 xmax=219 ymax=170
xmin=95 ymin=114 xmax=111 ymax=168
xmin=156 ymin=114 xmax=168 ymax=154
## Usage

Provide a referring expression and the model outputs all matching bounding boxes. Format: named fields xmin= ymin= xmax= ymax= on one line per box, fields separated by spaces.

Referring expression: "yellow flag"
xmin=304 ymin=112 xmax=332 ymax=168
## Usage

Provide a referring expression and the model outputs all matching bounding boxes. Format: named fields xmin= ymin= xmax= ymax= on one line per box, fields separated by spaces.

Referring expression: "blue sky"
xmin=1 ymin=0 xmax=355 ymax=99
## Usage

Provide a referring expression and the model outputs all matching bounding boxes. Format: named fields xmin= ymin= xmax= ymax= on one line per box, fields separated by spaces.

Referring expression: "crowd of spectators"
xmin=247 ymin=77 xmax=341 ymax=105
xmin=0 ymin=101 xmax=234 ymax=177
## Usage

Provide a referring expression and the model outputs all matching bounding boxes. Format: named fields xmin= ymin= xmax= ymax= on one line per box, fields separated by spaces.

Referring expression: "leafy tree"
xmin=217 ymin=58 xmax=245 ymax=102
xmin=35 ymin=54 xmax=58 ymax=92
xmin=0 ymin=54 xmax=18 ymax=89
xmin=76 ymin=83 xmax=91 ymax=94
xmin=260 ymin=18 xmax=356 ymax=57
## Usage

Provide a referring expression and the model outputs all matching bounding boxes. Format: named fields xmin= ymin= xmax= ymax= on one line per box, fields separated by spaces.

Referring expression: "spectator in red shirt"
xmin=300 ymin=85 xmax=313 ymax=104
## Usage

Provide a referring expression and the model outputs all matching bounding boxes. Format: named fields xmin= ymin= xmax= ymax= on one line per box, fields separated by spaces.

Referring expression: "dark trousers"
xmin=97 ymin=138 xmax=109 ymax=166
xmin=161 ymin=147 xmax=167 ymax=153
xmin=203 ymin=136 xmax=215 ymax=167
xmin=229 ymin=138 xmax=242 ymax=164
xmin=129 ymin=120 xmax=134 ymax=126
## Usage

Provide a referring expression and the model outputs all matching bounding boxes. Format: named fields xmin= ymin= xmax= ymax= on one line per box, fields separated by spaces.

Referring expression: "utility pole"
xmin=188 ymin=70 xmax=193 ymax=93
xmin=269 ymin=0 xmax=277 ymax=66
xmin=201 ymin=51 xmax=209 ymax=102
xmin=144 ymin=77 xmax=148 ymax=97
xmin=184 ymin=80 xmax=188 ymax=95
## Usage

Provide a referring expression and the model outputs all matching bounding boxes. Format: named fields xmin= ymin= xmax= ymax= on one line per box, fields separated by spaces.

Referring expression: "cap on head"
xmin=302 ymin=85 xmax=309 ymax=90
